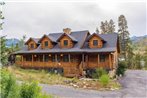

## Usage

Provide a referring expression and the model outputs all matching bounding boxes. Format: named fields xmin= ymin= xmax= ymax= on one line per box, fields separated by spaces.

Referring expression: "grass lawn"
xmin=6 ymin=65 xmax=121 ymax=90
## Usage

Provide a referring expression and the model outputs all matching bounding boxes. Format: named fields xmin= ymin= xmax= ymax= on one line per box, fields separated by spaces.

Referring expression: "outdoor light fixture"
xmin=49 ymin=54 xmax=51 ymax=57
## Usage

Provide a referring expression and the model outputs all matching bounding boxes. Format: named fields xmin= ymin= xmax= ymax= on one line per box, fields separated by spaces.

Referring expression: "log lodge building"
xmin=15 ymin=28 xmax=120 ymax=77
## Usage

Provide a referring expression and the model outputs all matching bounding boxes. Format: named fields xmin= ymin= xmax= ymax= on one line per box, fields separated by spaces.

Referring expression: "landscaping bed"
xmin=7 ymin=65 xmax=121 ymax=91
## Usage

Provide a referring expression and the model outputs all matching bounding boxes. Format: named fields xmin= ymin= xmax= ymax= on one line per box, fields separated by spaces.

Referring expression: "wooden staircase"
xmin=64 ymin=62 xmax=83 ymax=77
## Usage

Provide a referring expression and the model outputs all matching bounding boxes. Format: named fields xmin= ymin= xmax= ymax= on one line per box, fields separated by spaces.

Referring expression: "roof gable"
xmin=38 ymin=34 xmax=56 ymax=43
xmin=25 ymin=38 xmax=39 ymax=45
xmin=87 ymin=33 xmax=106 ymax=42
xmin=57 ymin=33 xmax=78 ymax=42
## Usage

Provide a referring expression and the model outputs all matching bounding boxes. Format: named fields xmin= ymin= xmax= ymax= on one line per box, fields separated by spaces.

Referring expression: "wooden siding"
xmin=88 ymin=35 xmax=103 ymax=48
xmin=59 ymin=35 xmax=74 ymax=48
xmin=40 ymin=36 xmax=53 ymax=49
xmin=27 ymin=40 xmax=37 ymax=50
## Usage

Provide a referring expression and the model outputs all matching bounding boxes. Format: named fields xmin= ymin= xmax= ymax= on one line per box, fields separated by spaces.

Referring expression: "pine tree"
xmin=100 ymin=21 xmax=106 ymax=34
xmin=108 ymin=19 xmax=115 ymax=33
xmin=100 ymin=19 xmax=115 ymax=34
xmin=19 ymin=35 xmax=26 ymax=48
xmin=118 ymin=15 xmax=130 ymax=60
xmin=96 ymin=27 xmax=99 ymax=34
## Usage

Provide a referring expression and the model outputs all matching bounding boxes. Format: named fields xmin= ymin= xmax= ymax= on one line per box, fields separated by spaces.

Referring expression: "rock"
xmin=64 ymin=80 xmax=71 ymax=84
xmin=83 ymin=85 xmax=87 ymax=88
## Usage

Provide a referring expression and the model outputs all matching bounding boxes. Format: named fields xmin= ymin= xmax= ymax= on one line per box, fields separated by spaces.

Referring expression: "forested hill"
xmin=131 ymin=35 xmax=147 ymax=47
xmin=5 ymin=38 xmax=20 ymax=47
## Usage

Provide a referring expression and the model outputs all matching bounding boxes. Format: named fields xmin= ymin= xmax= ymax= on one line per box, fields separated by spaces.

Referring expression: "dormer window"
xmin=87 ymin=33 xmax=106 ymax=48
xmin=25 ymin=38 xmax=39 ymax=50
xmin=64 ymin=40 xmax=68 ymax=46
xmin=44 ymin=41 xmax=48 ymax=47
xmin=39 ymin=34 xmax=56 ymax=49
xmin=93 ymin=40 xmax=98 ymax=46
xmin=30 ymin=44 xmax=34 ymax=49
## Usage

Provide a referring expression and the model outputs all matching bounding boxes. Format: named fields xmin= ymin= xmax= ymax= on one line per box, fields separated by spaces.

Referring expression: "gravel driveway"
xmin=41 ymin=70 xmax=147 ymax=98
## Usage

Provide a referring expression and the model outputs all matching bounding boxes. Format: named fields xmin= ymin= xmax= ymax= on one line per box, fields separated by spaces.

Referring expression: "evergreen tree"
xmin=100 ymin=21 xmax=106 ymax=34
xmin=118 ymin=15 xmax=130 ymax=60
xmin=96 ymin=27 xmax=99 ymax=34
xmin=100 ymin=19 xmax=115 ymax=34
xmin=19 ymin=35 xmax=26 ymax=48
xmin=0 ymin=2 xmax=5 ymax=30
xmin=108 ymin=19 xmax=115 ymax=33
xmin=0 ymin=36 xmax=8 ymax=66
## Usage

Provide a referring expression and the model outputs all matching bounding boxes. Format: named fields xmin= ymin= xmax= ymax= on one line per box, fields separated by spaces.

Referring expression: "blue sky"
xmin=1 ymin=0 xmax=146 ymax=39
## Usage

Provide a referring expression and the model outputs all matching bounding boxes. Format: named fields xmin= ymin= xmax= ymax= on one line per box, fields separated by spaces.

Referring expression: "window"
xmin=26 ymin=56 xmax=32 ymax=61
xmin=63 ymin=40 xmax=68 ymax=46
xmin=100 ymin=54 xmax=106 ymax=62
xmin=57 ymin=55 xmax=60 ymax=62
xmin=44 ymin=41 xmax=48 ymax=47
xmin=38 ymin=55 xmax=43 ymax=62
xmin=63 ymin=55 xmax=69 ymax=62
xmin=93 ymin=40 xmax=98 ymax=46
xmin=30 ymin=44 xmax=34 ymax=49
xmin=44 ymin=55 xmax=49 ymax=62
xmin=52 ymin=55 xmax=56 ymax=62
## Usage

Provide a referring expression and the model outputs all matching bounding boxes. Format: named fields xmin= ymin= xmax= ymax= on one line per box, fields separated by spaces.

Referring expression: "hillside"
xmin=131 ymin=35 xmax=147 ymax=53
xmin=5 ymin=38 xmax=20 ymax=47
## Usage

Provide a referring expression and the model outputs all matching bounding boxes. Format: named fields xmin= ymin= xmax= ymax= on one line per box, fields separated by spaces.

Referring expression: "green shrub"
xmin=0 ymin=68 xmax=19 ymax=98
xmin=116 ymin=61 xmax=126 ymax=76
xmin=0 ymin=68 xmax=53 ymax=98
xmin=20 ymin=81 xmax=51 ymax=98
xmin=92 ymin=68 xmax=107 ymax=79
xmin=99 ymin=74 xmax=110 ymax=87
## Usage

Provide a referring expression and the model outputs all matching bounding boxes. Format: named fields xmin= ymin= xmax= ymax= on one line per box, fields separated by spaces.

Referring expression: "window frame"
xmin=63 ymin=55 xmax=69 ymax=62
xmin=44 ymin=41 xmax=48 ymax=47
xmin=63 ymin=40 xmax=68 ymax=46
xmin=30 ymin=43 xmax=34 ymax=49
xmin=100 ymin=54 xmax=106 ymax=62
xmin=44 ymin=55 xmax=49 ymax=62
xmin=93 ymin=40 xmax=98 ymax=46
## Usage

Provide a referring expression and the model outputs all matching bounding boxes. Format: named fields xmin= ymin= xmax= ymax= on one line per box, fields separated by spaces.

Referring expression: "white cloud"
xmin=2 ymin=1 xmax=146 ymax=39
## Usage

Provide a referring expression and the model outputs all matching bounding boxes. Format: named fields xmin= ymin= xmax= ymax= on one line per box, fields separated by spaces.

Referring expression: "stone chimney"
xmin=63 ymin=28 xmax=71 ymax=34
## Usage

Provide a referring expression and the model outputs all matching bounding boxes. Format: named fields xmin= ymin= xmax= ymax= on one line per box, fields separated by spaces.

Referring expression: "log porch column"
xmin=32 ymin=54 xmax=34 ymax=67
xmin=55 ymin=54 xmax=57 ymax=67
xmin=86 ymin=54 xmax=88 ymax=67
xmin=43 ymin=54 xmax=45 ymax=68
xmin=109 ymin=53 xmax=112 ymax=69
xmin=113 ymin=52 xmax=115 ymax=69
xmin=68 ymin=54 xmax=70 ymax=62
xmin=43 ymin=54 xmax=45 ymax=62
xmin=82 ymin=54 xmax=84 ymax=68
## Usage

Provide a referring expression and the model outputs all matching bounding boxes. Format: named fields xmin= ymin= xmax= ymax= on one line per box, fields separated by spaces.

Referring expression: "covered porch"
xmin=15 ymin=52 xmax=118 ymax=77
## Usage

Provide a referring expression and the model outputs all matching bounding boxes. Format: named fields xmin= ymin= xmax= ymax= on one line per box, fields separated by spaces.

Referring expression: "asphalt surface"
xmin=41 ymin=70 xmax=147 ymax=98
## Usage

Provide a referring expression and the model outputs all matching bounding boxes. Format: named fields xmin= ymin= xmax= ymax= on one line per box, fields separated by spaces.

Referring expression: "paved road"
xmin=41 ymin=70 xmax=147 ymax=98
